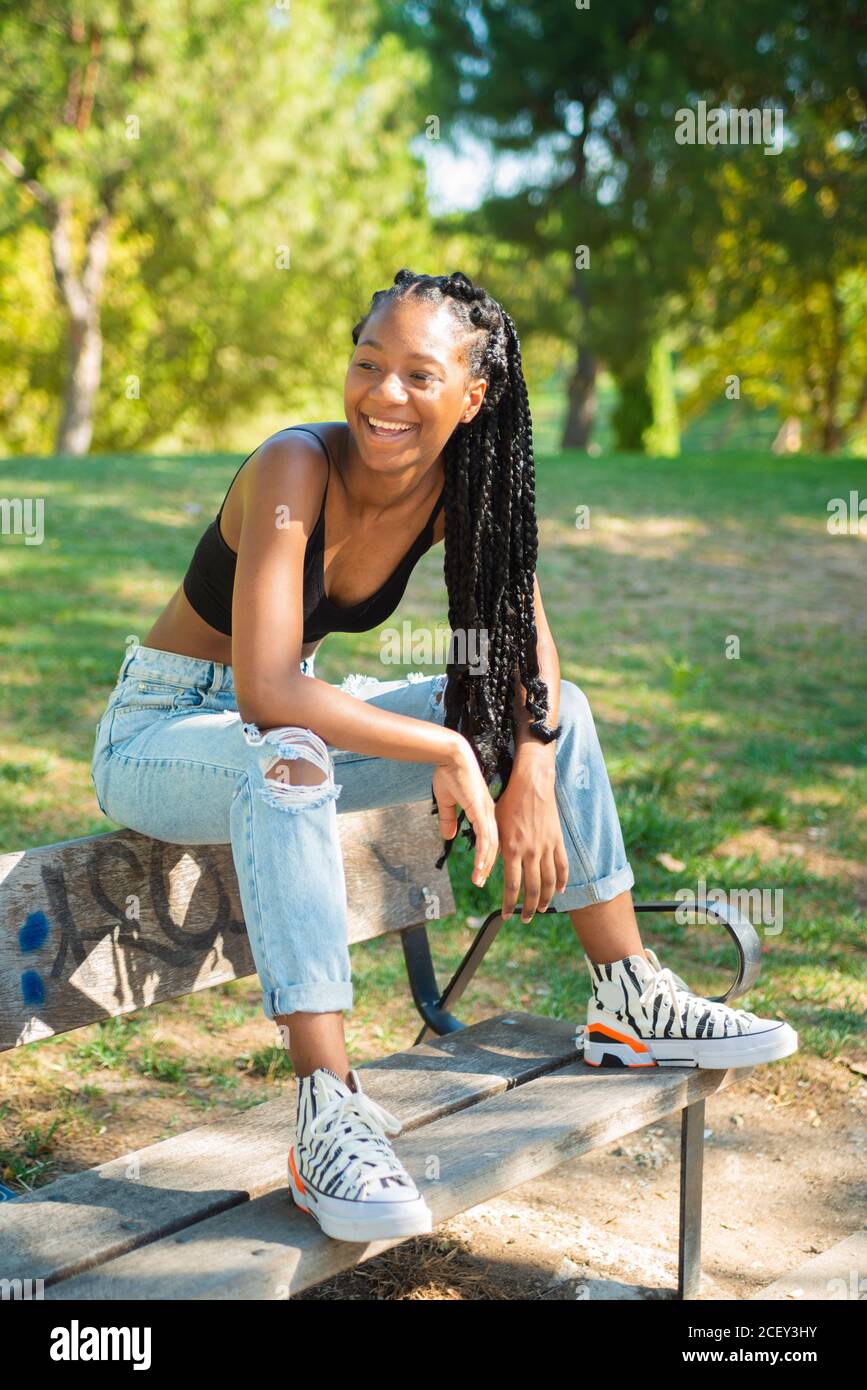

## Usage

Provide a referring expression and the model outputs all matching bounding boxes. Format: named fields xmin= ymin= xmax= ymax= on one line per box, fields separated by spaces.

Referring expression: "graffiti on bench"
xmin=2 ymin=834 xmax=251 ymax=1047
xmin=0 ymin=805 xmax=454 ymax=1050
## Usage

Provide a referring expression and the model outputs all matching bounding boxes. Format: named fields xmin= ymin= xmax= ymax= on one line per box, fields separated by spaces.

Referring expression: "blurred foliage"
xmin=0 ymin=0 xmax=435 ymax=454
xmin=643 ymin=341 xmax=680 ymax=457
xmin=379 ymin=0 xmax=866 ymax=453
xmin=612 ymin=363 xmax=653 ymax=452
xmin=0 ymin=1 xmax=864 ymax=454
xmin=677 ymin=154 xmax=867 ymax=453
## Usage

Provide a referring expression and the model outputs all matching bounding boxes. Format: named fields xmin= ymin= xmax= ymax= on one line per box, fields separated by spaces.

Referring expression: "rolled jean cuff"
xmin=262 ymin=980 xmax=354 ymax=1019
xmin=550 ymin=862 xmax=635 ymax=914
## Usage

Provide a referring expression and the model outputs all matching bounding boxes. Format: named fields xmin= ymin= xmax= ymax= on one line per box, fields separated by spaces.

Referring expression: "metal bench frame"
xmin=401 ymin=898 xmax=763 ymax=1299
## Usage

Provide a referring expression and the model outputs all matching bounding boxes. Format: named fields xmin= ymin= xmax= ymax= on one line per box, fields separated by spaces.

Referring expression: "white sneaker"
xmin=288 ymin=1066 xmax=433 ymax=1242
xmin=580 ymin=949 xmax=799 ymax=1070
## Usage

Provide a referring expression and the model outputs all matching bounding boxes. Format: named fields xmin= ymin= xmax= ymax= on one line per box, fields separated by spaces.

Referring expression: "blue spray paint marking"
xmin=19 ymin=910 xmax=50 ymax=952
xmin=20 ymin=970 xmax=45 ymax=1006
xmin=17 ymin=914 xmax=49 ymax=1010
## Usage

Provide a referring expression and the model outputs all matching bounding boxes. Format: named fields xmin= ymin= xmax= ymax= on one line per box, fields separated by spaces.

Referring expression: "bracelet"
xmin=530 ymin=718 xmax=561 ymax=744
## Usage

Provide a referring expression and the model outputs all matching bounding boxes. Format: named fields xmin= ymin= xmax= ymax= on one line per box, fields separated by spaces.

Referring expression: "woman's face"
xmin=344 ymin=296 xmax=488 ymax=469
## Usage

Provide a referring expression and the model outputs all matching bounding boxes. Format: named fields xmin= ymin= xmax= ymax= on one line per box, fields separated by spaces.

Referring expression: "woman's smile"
xmin=361 ymin=411 xmax=420 ymax=443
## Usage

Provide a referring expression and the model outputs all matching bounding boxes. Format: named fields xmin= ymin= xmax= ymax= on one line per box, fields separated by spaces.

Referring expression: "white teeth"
xmin=367 ymin=415 xmax=414 ymax=432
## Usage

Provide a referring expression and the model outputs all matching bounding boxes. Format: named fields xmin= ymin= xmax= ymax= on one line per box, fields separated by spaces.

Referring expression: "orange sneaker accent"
xmin=586 ymin=1023 xmax=651 ymax=1053
xmin=288 ymin=1145 xmax=308 ymax=1198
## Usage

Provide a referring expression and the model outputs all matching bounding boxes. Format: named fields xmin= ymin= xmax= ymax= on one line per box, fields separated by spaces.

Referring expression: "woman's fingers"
xmin=501 ymin=850 xmax=522 ymax=918
xmin=502 ymin=845 xmax=567 ymax=919
xmin=555 ymin=841 xmax=569 ymax=896
xmin=537 ymin=850 xmax=558 ymax=914
xmin=433 ymin=779 xmax=459 ymax=840
xmin=520 ymin=856 xmax=542 ymax=923
xmin=433 ymin=743 xmax=498 ymax=886
xmin=469 ymin=796 xmax=498 ymax=886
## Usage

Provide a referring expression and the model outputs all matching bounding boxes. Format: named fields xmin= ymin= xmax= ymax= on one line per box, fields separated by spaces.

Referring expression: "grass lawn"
xmin=1 ymin=428 xmax=865 ymax=1193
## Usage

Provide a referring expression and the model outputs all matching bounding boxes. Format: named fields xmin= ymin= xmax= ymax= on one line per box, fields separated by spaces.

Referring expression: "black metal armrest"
xmin=634 ymin=898 xmax=763 ymax=1003
xmin=403 ymin=893 xmax=764 ymax=1041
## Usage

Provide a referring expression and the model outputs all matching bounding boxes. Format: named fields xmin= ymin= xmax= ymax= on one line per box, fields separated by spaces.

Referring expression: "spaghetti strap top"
xmin=181 ymin=423 xmax=445 ymax=644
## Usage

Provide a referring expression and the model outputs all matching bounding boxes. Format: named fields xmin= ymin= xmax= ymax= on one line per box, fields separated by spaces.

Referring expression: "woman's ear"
xmin=460 ymin=376 xmax=488 ymax=424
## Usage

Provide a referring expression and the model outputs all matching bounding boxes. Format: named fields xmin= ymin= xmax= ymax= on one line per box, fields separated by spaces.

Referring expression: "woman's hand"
xmin=495 ymin=759 xmax=569 ymax=923
xmin=432 ymin=738 xmax=499 ymax=888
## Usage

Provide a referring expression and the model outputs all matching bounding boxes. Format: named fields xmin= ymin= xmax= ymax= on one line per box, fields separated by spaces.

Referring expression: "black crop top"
xmin=182 ymin=424 xmax=445 ymax=644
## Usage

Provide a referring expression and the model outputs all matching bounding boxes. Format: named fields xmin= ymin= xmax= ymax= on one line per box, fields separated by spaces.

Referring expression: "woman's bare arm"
xmin=229 ymin=432 xmax=499 ymax=881
xmin=229 ymin=433 xmax=461 ymax=766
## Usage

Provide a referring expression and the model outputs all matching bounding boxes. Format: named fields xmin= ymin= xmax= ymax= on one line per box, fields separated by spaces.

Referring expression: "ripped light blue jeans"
xmin=90 ymin=642 xmax=634 ymax=1019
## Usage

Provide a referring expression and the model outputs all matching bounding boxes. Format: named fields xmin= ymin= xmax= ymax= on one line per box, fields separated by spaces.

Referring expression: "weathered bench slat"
xmin=45 ymin=1057 xmax=751 ymax=1300
xmin=0 ymin=803 xmax=454 ymax=1051
xmin=0 ymin=1012 xmax=577 ymax=1286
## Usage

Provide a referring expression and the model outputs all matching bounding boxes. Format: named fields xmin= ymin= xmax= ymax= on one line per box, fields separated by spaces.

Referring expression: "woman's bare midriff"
xmin=141 ymin=587 xmax=323 ymax=665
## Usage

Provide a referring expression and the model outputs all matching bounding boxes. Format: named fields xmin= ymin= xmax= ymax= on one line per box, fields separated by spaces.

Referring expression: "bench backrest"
xmin=0 ymin=802 xmax=455 ymax=1052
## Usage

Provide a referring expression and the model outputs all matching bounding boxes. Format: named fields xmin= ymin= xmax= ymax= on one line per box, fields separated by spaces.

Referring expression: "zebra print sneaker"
xmin=579 ymin=949 xmax=798 ymax=1070
xmin=288 ymin=1066 xmax=433 ymax=1242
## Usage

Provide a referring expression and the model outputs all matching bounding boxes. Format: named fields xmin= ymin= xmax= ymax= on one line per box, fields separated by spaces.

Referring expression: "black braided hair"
xmin=351 ymin=269 xmax=561 ymax=870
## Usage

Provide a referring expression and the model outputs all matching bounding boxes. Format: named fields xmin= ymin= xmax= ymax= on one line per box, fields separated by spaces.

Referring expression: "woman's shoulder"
xmin=220 ymin=425 xmax=334 ymax=548
xmin=248 ymin=423 xmax=337 ymax=485
xmin=270 ymin=420 xmax=345 ymax=457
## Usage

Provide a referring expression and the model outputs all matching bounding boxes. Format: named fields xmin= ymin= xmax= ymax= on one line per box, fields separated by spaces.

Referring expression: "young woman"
xmin=90 ymin=268 xmax=798 ymax=1244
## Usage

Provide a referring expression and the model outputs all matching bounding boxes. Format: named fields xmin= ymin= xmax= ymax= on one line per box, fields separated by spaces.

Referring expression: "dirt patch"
xmin=713 ymin=826 xmax=867 ymax=906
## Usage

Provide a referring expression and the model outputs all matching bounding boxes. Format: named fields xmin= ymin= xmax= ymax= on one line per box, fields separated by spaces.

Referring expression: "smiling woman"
xmin=343 ymin=269 xmax=566 ymax=804
xmin=88 ymin=267 xmax=799 ymax=1249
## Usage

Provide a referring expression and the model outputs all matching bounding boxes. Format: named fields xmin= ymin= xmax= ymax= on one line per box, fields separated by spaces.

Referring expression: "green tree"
xmin=0 ymin=1 xmax=432 ymax=454
xmin=380 ymin=0 xmax=685 ymax=449
xmin=377 ymin=0 xmax=864 ymax=453
xmin=676 ymin=131 xmax=866 ymax=453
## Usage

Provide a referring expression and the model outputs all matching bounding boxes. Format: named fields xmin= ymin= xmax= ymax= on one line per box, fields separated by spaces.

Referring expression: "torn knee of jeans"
xmin=429 ymin=673 xmax=447 ymax=711
xmin=241 ymin=722 xmax=342 ymax=812
xmin=340 ymin=672 xmax=377 ymax=697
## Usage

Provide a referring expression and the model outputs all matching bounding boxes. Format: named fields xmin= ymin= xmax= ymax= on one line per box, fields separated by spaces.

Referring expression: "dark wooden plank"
xmin=0 ymin=802 xmax=455 ymax=1051
xmin=0 ymin=1012 xmax=576 ymax=1285
xmin=46 ymin=1058 xmax=753 ymax=1300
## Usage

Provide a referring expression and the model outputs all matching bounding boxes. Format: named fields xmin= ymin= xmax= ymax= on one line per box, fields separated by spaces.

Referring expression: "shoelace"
xmin=639 ymin=966 xmax=759 ymax=1038
xmin=643 ymin=948 xmax=689 ymax=989
xmin=578 ymin=952 xmax=688 ymax=1043
xmin=306 ymin=1087 xmax=412 ymax=1193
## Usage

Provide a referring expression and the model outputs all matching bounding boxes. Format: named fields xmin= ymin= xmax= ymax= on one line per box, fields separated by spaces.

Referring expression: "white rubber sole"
xmin=582 ymin=1020 xmax=799 ymax=1070
xmin=288 ymin=1146 xmax=433 ymax=1242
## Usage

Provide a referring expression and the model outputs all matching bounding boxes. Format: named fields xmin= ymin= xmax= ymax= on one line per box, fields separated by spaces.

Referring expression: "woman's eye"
xmin=356 ymin=361 xmax=432 ymax=384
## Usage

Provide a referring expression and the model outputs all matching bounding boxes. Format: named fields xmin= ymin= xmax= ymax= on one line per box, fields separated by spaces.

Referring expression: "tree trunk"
xmin=820 ymin=418 xmax=843 ymax=453
xmin=56 ymin=313 xmax=104 ymax=455
xmin=561 ymin=257 xmax=597 ymax=450
xmin=562 ymin=342 xmax=597 ymax=451
xmin=818 ymin=287 xmax=843 ymax=455
xmin=50 ymin=199 xmax=111 ymax=456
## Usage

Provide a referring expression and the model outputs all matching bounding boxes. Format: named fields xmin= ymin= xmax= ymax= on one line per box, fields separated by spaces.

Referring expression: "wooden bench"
xmin=0 ymin=803 xmax=761 ymax=1300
